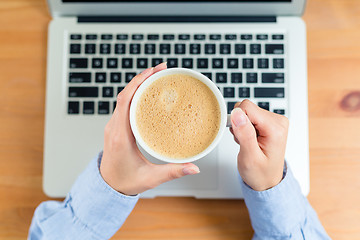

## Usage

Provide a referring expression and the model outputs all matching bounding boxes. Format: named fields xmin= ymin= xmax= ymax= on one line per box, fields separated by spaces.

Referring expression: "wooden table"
xmin=1 ymin=0 xmax=360 ymax=239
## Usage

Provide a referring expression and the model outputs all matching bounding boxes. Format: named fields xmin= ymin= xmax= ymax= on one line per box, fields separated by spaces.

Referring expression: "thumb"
xmin=151 ymin=163 xmax=200 ymax=186
xmin=231 ymin=108 xmax=259 ymax=152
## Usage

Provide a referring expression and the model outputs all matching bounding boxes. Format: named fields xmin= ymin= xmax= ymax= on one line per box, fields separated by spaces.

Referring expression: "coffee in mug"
xmin=136 ymin=74 xmax=221 ymax=159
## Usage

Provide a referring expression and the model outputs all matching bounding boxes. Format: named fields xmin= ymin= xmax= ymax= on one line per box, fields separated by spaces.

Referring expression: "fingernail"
xmin=154 ymin=62 xmax=167 ymax=69
xmin=231 ymin=108 xmax=247 ymax=127
xmin=182 ymin=166 xmax=200 ymax=175
xmin=141 ymin=67 xmax=153 ymax=75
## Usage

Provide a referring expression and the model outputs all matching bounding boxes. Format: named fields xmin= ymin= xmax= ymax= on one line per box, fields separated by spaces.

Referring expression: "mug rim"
xmin=129 ymin=68 xmax=227 ymax=163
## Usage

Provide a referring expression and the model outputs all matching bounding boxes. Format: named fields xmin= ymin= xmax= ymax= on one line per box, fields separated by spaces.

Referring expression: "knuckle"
xmin=240 ymin=99 xmax=252 ymax=108
xmin=104 ymin=123 xmax=111 ymax=137
xmin=167 ymin=169 xmax=181 ymax=180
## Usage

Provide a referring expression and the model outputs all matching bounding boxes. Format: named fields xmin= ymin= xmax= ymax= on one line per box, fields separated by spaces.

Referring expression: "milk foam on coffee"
xmin=136 ymin=74 xmax=221 ymax=159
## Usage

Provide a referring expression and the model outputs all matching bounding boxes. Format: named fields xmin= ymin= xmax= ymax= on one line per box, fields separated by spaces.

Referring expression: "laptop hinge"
xmin=78 ymin=16 xmax=276 ymax=23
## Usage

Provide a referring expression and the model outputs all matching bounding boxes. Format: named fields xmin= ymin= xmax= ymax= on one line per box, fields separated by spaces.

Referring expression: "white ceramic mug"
xmin=129 ymin=68 xmax=231 ymax=163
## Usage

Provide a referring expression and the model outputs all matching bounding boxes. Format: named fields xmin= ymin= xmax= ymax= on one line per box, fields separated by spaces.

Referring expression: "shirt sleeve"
xmin=28 ymin=152 xmax=139 ymax=240
xmin=241 ymin=163 xmax=331 ymax=240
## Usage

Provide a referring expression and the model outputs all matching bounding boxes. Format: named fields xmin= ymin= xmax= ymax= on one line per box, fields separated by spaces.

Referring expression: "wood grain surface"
xmin=1 ymin=0 xmax=360 ymax=239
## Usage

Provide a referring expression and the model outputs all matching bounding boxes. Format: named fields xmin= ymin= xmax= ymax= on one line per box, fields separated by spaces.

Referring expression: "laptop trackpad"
xmin=139 ymin=145 xmax=218 ymax=190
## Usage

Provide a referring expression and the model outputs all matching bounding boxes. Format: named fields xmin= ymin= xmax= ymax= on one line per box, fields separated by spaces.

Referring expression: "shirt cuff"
xmin=241 ymin=163 xmax=306 ymax=237
xmin=68 ymin=152 xmax=139 ymax=240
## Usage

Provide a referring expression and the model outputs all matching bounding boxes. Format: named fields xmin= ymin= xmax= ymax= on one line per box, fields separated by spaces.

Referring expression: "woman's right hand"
xmin=229 ymin=100 xmax=289 ymax=191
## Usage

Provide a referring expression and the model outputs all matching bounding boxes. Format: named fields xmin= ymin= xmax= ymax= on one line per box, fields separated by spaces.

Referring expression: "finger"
xmin=149 ymin=162 xmax=200 ymax=186
xmin=238 ymin=99 xmax=279 ymax=137
xmin=120 ymin=67 xmax=154 ymax=103
xmin=153 ymin=62 xmax=167 ymax=73
xmin=229 ymin=127 xmax=240 ymax=145
xmin=230 ymin=107 xmax=259 ymax=152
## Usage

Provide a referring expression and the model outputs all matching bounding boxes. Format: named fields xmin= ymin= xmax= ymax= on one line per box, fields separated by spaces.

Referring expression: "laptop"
xmin=44 ymin=0 xmax=309 ymax=198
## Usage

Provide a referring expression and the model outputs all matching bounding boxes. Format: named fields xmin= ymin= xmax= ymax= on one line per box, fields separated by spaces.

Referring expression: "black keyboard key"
xmin=182 ymin=58 xmax=193 ymax=68
xmin=130 ymin=44 xmax=141 ymax=54
xmin=110 ymin=72 xmax=121 ymax=83
xmin=216 ymin=73 xmax=227 ymax=83
xmin=115 ymin=44 xmax=126 ymax=54
xmin=258 ymin=58 xmax=269 ymax=69
xmin=122 ymin=58 xmax=133 ymax=68
xmin=179 ymin=34 xmax=190 ymax=40
xmin=210 ymin=34 xmax=221 ymax=40
xmin=132 ymin=34 xmax=144 ymax=40
xmin=250 ymin=44 xmax=261 ymax=54
xmin=83 ymin=101 xmax=94 ymax=114
xmin=223 ymin=87 xmax=235 ymax=98
xmin=225 ymin=34 xmax=237 ymax=40
xmin=117 ymin=87 xmax=125 ymax=94
xmin=242 ymin=58 xmax=254 ymax=69
xmin=255 ymin=88 xmax=285 ymax=98
xmin=274 ymin=109 xmax=285 ymax=115
xmin=101 ymin=34 xmax=113 ymax=40
xmin=69 ymin=72 xmax=91 ymax=83
xmin=241 ymin=34 xmax=252 ymax=40
xmin=205 ymin=44 xmax=216 ymax=54
xmin=273 ymin=58 xmax=284 ymax=69
xmin=70 ymin=58 xmax=88 ymax=68
xmin=212 ymin=58 xmax=223 ymax=68
xmin=95 ymin=72 xmax=106 ymax=83
xmin=272 ymin=34 xmax=284 ymax=40
xmin=163 ymin=34 xmax=175 ymax=40
xmin=197 ymin=58 xmax=208 ymax=69
xmin=167 ymin=58 xmax=178 ymax=68
xmin=148 ymin=34 xmax=159 ymax=40
xmin=92 ymin=58 xmax=103 ymax=68
xmin=175 ymin=44 xmax=186 ymax=54
xmin=68 ymin=101 xmax=79 ymax=114
xmin=194 ymin=34 xmax=206 ymax=40
xmin=160 ymin=44 xmax=171 ymax=54
xmin=98 ymin=101 xmax=110 ymax=114
xmin=227 ymin=58 xmax=238 ymax=69
xmin=201 ymin=72 xmax=212 ymax=80
xmin=256 ymin=34 xmax=268 ymax=40
xmin=116 ymin=34 xmax=128 ymax=40
xmin=190 ymin=44 xmax=201 ymax=54
xmin=86 ymin=34 xmax=97 ymax=40
xmin=107 ymin=58 xmax=118 ymax=68
xmin=152 ymin=58 xmax=163 ymax=67
xmin=220 ymin=44 xmax=231 ymax=54
xmin=262 ymin=73 xmax=284 ymax=83
xmin=70 ymin=44 xmax=81 ymax=54
xmin=125 ymin=72 xmax=137 ymax=83
xmin=145 ymin=44 xmax=156 ymax=54
xmin=231 ymin=73 xmax=242 ymax=83
xmin=234 ymin=44 xmax=246 ymax=54
xmin=227 ymin=102 xmax=237 ymax=114
xmin=69 ymin=87 xmax=98 ymax=98
xmin=85 ymin=44 xmax=96 ymax=54
xmin=113 ymin=101 xmax=117 ymax=112
xmin=70 ymin=34 xmax=81 ymax=40
xmin=137 ymin=58 xmax=148 ymax=68
xmin=100 ymin=44 xmax=111 ymax=54
xmin=258 ymin=102 xmax=270 ymax=111
xmin=246 ymin=73 xmax=257 ymax=83
xmin=265 ymin=44 xmax=284 ymax=54
xmin=239 ymin=87 xmax=250 ymax=98
xmin=103 ymin=87 xmax=114 ymax=98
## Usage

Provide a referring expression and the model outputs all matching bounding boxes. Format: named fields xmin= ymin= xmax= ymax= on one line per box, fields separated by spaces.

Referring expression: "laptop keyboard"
xmin=67 ymin=32 xmax=287 ymax=115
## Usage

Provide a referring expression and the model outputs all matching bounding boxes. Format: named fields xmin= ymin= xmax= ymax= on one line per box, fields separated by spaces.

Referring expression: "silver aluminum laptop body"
xmin=44 ymin=0 xmax=309 ymax=198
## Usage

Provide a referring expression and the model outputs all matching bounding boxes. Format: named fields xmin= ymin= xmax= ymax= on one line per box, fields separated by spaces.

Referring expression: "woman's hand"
xmin=100 ymin=63 xmax=200 ymax=196
xmin=230 ymin=100 xmax=289 ymax=191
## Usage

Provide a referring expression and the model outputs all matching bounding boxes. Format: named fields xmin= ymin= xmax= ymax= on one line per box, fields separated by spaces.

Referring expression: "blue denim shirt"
xmin=28 ymin=153 xmax=330 ymax=240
